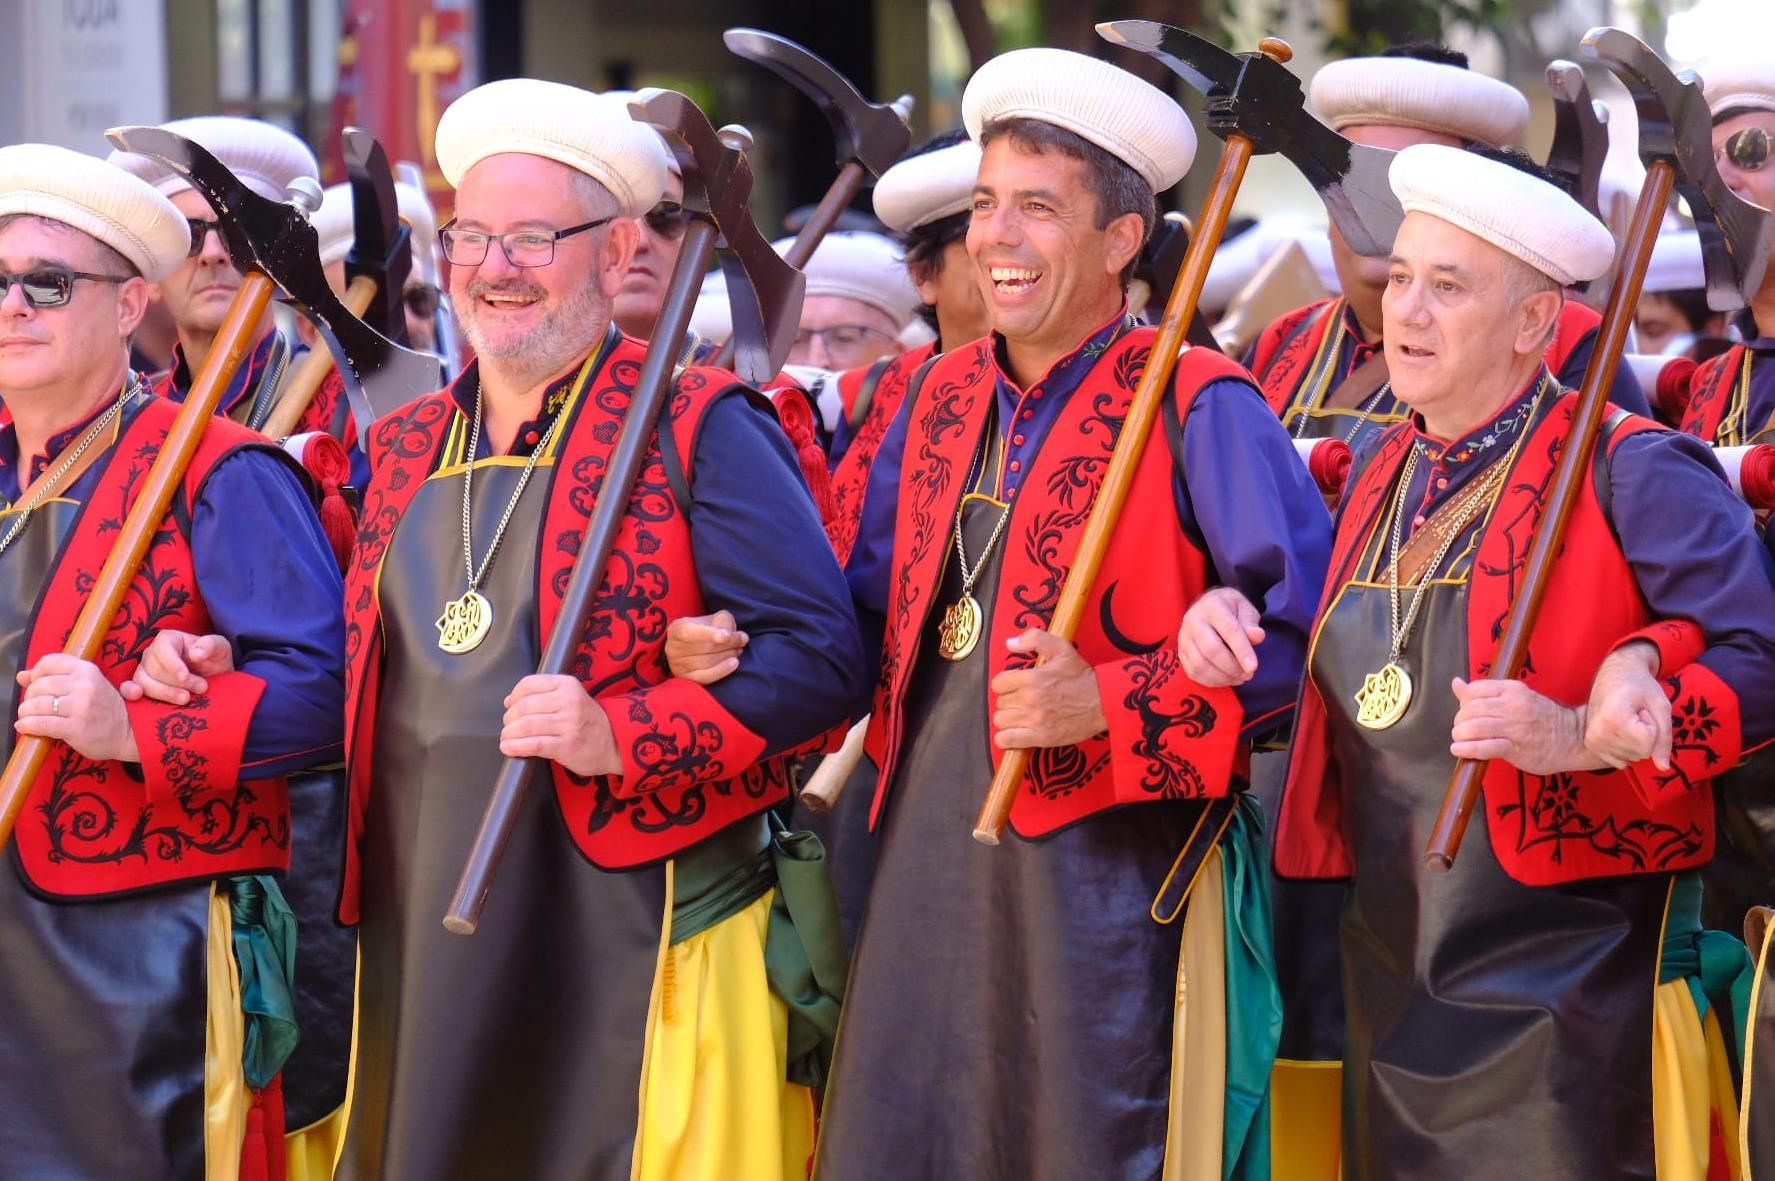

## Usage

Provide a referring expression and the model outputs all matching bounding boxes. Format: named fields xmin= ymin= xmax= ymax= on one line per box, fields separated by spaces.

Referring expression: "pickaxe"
xmin=262 ymin=127 xmax=417 ymax=439
xmin=725 ymin=28 xmax=912 ymax=270
xmin=444 ymin=89 xmax=803 ymax=934
xmin=1099 ymin=20 xmax=1404 ymax=259
xmin=0 ymin=128 xmax=436 ymax=855
xmin=108 ymin=126 xmax=440 ymax=447
xmin=972 ymin=31 xmax=1323 ymax=843
xmin=1424 ymin=27 xmax=1773 ymax=868
xmin=711 ymin=28 xmax=912 ymax=369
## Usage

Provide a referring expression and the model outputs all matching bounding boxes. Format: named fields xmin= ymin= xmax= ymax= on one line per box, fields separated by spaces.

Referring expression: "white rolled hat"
xmin=1643 ymin=230 xmax=1705 ymax=293
xmin=1701 ymin=63 xmax=1775 ymax=117
xmin=309 ymin=180 xmax=443 ymax=286
xmin=435 ymin=79 xmax=667 ymax=217
xmin=962 ymin=48 xmax=1196 ymax=191
xmin=777 ymin=231 xmax=921 ymax=330
xmin=1389 ymin=144 xmax=1615 ymax=287
xmin=873 ymin=139 xmax=982 ymax=232
xmin=1311 ymin=56 xmax=1530 ymax=148
xmin=107 ymin=115 xmax=319 ymax=204
xmin=0 ymin=143 xmax=190 ymax=282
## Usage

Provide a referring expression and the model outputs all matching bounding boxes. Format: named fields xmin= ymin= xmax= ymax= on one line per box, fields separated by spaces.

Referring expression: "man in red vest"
xmin=814 ymin=47 xmax=1333 ymax=1179
xmin=1245 ymin=44 xmax=1648 ymax=453
xmin=1201 ymin=143 xmax=1775 ymax=1178
xmin=330 ymin=79 xmax=864 ymax=1181
xmin=0 ymin=143 xmax=344 ymax=1179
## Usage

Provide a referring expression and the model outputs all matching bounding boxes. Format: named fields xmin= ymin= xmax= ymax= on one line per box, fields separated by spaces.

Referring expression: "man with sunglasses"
xmin=613 ymin=150 xmax=693 ymax=343
xmin=108 ymin=117 xmax=345 ymax=439
xmin=1660 ymin=67 xmax=1775 ymax=444
xmin=0 ymin=143 xmax=346 ymax=1179
xmin=330 ymin=79 xmax=864 ymax=1181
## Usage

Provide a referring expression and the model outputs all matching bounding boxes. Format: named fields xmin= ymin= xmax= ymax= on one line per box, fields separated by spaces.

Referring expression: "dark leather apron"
xmin=339 ymin=461 xmax=666 ymax=1181
xmin=815 ymin=491 xmax=1208 ymax=1181
xmin=0 ymin=495 xmax=211 ymax=1181
xmin=1312 ymin=546 xmax=1666 ymax=1179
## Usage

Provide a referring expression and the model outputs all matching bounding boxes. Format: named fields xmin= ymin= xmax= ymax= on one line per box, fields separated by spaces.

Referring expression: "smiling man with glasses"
xmin=330 ymin=79 xmax=865 ymax=1181
xmin=0 ymin=142 xmax=346 ymax=1181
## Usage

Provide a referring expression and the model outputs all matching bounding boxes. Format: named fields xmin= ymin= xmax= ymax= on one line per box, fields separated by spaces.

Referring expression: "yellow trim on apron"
xmin=1269 ymin=1059 xmax=1343 ymax=1181
xmin=1743 ymin=914 xmax=1774 ymax=1178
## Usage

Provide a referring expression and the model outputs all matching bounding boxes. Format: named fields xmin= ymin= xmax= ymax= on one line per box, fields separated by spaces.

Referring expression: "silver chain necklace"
xmin=434 ymin=380 xmax=566 ymax=654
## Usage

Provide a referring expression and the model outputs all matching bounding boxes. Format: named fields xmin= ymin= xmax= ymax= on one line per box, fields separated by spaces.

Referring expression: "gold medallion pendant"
xmin=937 ymin=594 xmax=984 ymax=661
xmin=1354 ymin=660 xmax=1413 ymax=729
xmin=437 ymin=589 xmax=494 ymax=654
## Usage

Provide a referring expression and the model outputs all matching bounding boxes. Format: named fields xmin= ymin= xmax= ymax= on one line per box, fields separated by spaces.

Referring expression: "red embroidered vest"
xmin=338 ymin=338 xmax=782 ymax=921
xmin=829 ymin=342 xmax=936 ymax=564
xmin=867 ymin=331 xmax=1248 ymax=838
xmin=1276 ymin=396 xmax=1732 ymax=886
xmin=1678 ymin=344 xmax=1749 ymax=442
xmin=15 ymin=398 xmax=292 ymax=897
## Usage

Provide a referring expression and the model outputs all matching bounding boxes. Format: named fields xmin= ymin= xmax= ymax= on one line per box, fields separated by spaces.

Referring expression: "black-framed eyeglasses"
xmin=793 ymin=323 xmax=897 ymax=361
xmin=643 ymin=201 xmax=693 ymax=241
xmin=402 ymin=283 xmax=440 ymax=318
xmin=438 ymin=216 xmax=614 ymax=267
xmin=0 ymin=268 xmax=128 ymax=310
xmin=186 ymin=217 xmax=225 ymax=257
xmin=1719 ymin=126 xmax=1772 ymax=173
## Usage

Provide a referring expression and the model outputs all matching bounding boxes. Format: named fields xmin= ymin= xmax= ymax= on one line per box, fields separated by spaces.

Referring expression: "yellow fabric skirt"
xmin=632 ymin=869 xmax=817 ymax=1181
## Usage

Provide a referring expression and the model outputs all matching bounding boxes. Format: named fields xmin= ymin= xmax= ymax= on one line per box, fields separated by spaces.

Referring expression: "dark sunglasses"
xmin=403 ymin=284 xmax=440 ymax=318
xmin=0 ymin=267 xmax=127 ymax=309
xmin=1719 ymin=126 xmax=1772 ymax=173
xmin=186 ymin=217 xmax=225 ymax=257
xmin=643 ymin=201 xmax=692 ymax=241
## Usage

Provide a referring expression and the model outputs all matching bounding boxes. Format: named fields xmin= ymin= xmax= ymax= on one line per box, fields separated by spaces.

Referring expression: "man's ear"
xmin=1102 ymin=211 xmax=1145 ymax=279
xmin=600 ymin=217 xmax=641 ymax=298
xmin=1515 ymin=287 xmax=1564 ymax=359
xmin=115 ymin=276 xmax=150 ymax=340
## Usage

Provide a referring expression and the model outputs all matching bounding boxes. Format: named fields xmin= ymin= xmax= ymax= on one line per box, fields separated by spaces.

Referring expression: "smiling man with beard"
xmin=810 ymin=48 xmax=1331 ymax=1180
xmin=331 ymin=79 xmax=865 ymax=1181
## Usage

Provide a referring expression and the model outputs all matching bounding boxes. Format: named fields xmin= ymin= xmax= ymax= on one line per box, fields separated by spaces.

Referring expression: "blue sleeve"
xmin=189 ymin=448 xmax=346 ymax=775
xmin=1176 ymin=377 xmax=1334 ymax=739
xmin=1559 ymin=325 xmax=1651 ymax=416
xmin=1607 ymin=428 xmax=1775 ymax=750
xmin=687 ymin=392 xmax=871 ymax=751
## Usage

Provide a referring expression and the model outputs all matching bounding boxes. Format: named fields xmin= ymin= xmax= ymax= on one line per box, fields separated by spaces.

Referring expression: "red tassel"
xmin=237 ymin=1075 xmax=288 ymax=1181
xmin=287 ymin=432 xmax=356 ymax=571
xmin=1740 ymin=444 xmax=1775 ymax=510
xmin=769 ymin=387 xmax=835 ymax=527
xmin=1657 ymin=355 xmax=1699 ymax=423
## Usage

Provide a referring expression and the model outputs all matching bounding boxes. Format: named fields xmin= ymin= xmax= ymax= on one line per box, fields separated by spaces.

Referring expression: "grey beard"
xmin=456 ymin=278 xmax=610 ymax=388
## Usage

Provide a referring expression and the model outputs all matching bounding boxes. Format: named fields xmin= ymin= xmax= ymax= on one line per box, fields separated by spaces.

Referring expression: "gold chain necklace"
xmin=434 ymin=380 xmax=566 ymax=654
xmin=1353 ymin=376 xmax=1548 ymax=729
xmin=936 ymin=495 xmax=1012 ymax=661
xmin=0 ymin=377 xmax=138 ymax=561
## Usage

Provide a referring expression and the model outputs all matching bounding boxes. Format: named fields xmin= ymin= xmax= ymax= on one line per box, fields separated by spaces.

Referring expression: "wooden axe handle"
xmin=0 ymin=271 xmax=278 ymax=853
xmin=262 ymin=275 xmax=379 ymax=440
xmin=800 ymin=715 xmax=870 ymax=815
xmin=1424 ymin=159 xmax=1675 ymax=869
xmin=972 ymin=135 xmax=1259 ymax=844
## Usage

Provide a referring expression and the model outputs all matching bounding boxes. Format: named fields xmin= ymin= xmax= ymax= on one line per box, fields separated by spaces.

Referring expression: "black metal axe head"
xmin=630 ymin=90 xmax=805 ymax=383
xmin=1544 ymin=61 xmax=1610 ymax=223
xmin=106 ymin=125 xmax=440 ymax=422
xmin=1098 ymin=20 xmax=1403 ymax=258
xmin=342 ymin=127 xmax=414 ymax=344
xmin=723 ymin=28 xmax=911 ymax=178
xmin=1582 ymin=27 xmax=1772 ymax=309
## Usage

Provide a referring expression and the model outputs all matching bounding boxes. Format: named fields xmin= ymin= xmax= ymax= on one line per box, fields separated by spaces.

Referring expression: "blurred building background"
xmin=1 ymin=0 xmax=1769 ymax=235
